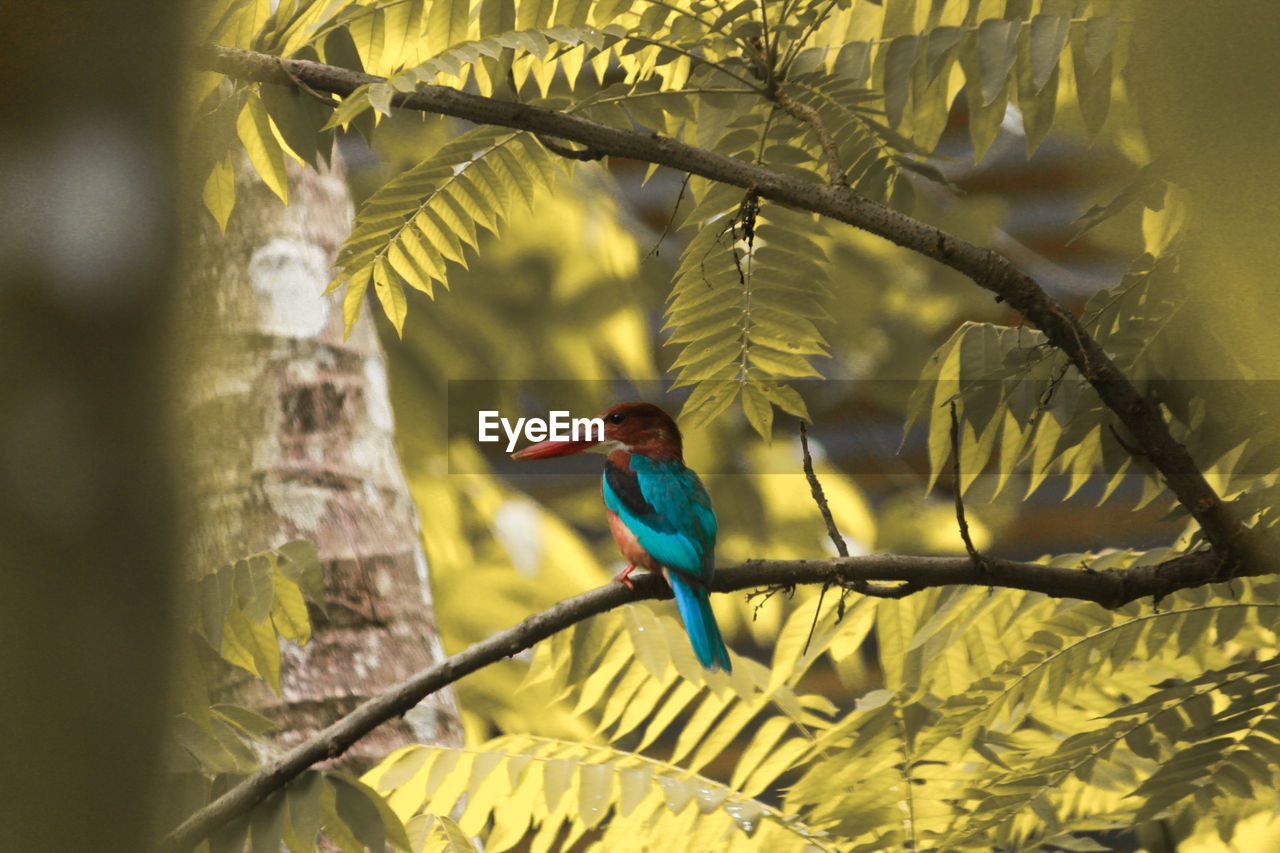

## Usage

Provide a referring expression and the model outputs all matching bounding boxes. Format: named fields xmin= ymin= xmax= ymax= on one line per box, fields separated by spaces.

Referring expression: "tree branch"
xmin=198 ymin=44 xmax=1252 ymax=571
xmin=163 ymin=545 xmax=1243 ymax=851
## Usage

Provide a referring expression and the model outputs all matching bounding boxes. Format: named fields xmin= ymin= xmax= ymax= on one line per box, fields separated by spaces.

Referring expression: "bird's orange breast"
xmin=606 ymin=507 xmax=662 ymax=571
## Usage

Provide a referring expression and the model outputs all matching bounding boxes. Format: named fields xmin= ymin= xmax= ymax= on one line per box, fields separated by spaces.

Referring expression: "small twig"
xmin=797 ymin=424 xmax=920 ymax=608
xmin=644 ymin=172 xmax=691 ymax=259
xmin=275 ymin=56 xmax=339 ymax=107
xmin=949 ymin=401 xmax=985 ymax=571
xmin=747 ymin=584 xmax=795 ymax=619
xmin=537 ymin=134 xmax=606 ymax=161
xmin=800 ymin=421 xmax=859 ymax=653
xmin=800 ymin=421 xmax=850 ymax=558
xmin=774 ymin=88 xmax=846 ymax=187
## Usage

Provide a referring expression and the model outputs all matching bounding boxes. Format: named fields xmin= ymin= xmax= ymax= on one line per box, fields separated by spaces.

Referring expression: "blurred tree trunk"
xmin=0 ymin=2 xmax=186 ymax=852
xmin=178 ymin=152 xmax=463 ymax=768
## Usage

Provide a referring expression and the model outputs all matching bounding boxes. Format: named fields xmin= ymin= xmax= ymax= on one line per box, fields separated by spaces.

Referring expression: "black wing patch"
xmin=604 ymin=459 xmax=657 ymax=519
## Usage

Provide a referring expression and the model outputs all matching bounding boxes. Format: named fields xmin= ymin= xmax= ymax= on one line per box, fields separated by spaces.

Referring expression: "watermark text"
xmin=478 ymin=410 xmax=605 ymax=452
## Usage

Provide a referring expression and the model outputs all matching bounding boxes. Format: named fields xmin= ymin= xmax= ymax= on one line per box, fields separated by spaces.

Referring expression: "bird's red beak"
xmin=510 ymin=438 xmax=601 ymax=460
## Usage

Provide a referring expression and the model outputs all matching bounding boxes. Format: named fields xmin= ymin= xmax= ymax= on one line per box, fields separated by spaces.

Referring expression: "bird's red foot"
xmin=613 ymin=564 xmax=637 ymax=590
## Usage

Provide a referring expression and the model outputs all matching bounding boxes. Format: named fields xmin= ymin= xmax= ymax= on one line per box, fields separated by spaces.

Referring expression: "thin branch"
xmin=163 ymin=545 xmax=1242 ymax=852
xmin=199 ymin=45 xmax=1252 ymax=573
xmin=949 ymin=401 xmax=985 ymax=571
xmin=643 ymin=172 xmax=690 ymax=259
xmin=800 ymin=421 xmax=850 ymax=558
xmin=797 ymin=421 xmax=914 ymax=652
xmin=801 ymin=421 xmax=872 ymax=652
xmin=799 ymin=419 xmax=842 ymax=654
xmin=755 ymin=0 xmax=776 ymax=87
xmin=774 ymin=87 xmax=846 ymax=186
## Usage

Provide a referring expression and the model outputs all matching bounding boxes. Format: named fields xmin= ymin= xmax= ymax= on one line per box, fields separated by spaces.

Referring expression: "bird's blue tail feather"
xmin=667 ymin=572 xmax=731 ymax=672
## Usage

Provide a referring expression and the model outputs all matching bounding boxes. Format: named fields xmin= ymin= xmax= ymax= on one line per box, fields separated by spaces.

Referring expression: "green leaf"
xmin=925 ymin=26 xmax=965 ymax=82
xmin=368 ymin=81 xmax=395 ymax=116
xmin=1027 ymin=14 xmax=1069 ymax=93
xmin=959 ymin=31 xmax=1010 ymax=161
xmin=578 ymin=763 xmax=613 ymax=828
xmin=234 ymin=554 xmax=275 ymax=624
xmin=618 ymin=765 xmax=653 ymax=817
xmin=747 ymin=346 xmax=823 ymax=378
xmin=236 ymin=92 xmax=289 ymax=203
xmin=209 ymin=814 xmax=251 ymax=853
xmin=198 ymin=565 xmax=232 ymax=652
xmin=427 ymin=0 xmax=470 ymax=55
xmin=329 ymin=773 xmax=411 ymax=852
xmin=373 ymin=256 xmax=408 ymax=334
xmin=678 ymin=379 xmax=740 ymax=430
xmin=323 ymin=83 xmax=375 ymax=131
xmin=1083 ymin=17 xmax=1118 ymax=72
xmin=740 ymin=381 xmax=774 ymax=439
xmin=883 ymin=35 xmax=919 ymax=127
xmin=764 ymin=382 xmax=810 ymax=421
xmin=1017 ymin=27 xmax=1059 ymax=157
xmin=249 ymin=790 xmax=288 ymax=853
xmin=426 ymin=814 xmax=479 ymax=852
xmin=516 ymin=0 xmax=554 ymax=30
xmin=172 ymin=714 xmax=245 ymax=774
xmin=259 ymin=78 xmax=330 ymax=167
xmin=347 ymin=7 xmax=387 ymax=71
xmin=221 ymin=598 xmax=281 ymax=691
xmin=275 ymin=539 xmax=323 ymax=603
xmin=976 ymin=19 xmax=1020 ymax=106
xmin=202 ymin=153 xmax=236 ymax=233
xmin=543 ymin=757 xmax=575 ymax=812
xmin=212 ymin=703 xmax=279 ymax=737
xmin=270 ymin=575 xmax=311 ymax=645
xmin=834 ymin=40 xmax=872 ymax=87
xmin=1071 ymin=22 xmax=1112 ymax=137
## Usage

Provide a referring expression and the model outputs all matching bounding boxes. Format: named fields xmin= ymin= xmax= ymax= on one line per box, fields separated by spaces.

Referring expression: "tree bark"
xmin=177 ymin=152 xmax=463 ymax=770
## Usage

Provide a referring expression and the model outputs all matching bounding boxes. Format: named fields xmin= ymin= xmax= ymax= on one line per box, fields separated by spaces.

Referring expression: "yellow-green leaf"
xmin=373 ymin=255 xmax=408 ymax=335
xmin=270 ymin=574 xmax=311 ymax=645
xmin=221 ymin=601 xmax=281 ymax=692
xmin=202 ymin=154 xmax=236 ymax=233
xmin=740 ymin=381 xmax=774 ymax=439
xmin=236 ymin=92 xmax=289 ymax=203
xmin=341 ymin=265 xmax=373 ymax=337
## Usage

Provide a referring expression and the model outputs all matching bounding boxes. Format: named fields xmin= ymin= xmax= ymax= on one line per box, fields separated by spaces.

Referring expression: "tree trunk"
xmin=178 ymin=152 xmax=462 ymax=768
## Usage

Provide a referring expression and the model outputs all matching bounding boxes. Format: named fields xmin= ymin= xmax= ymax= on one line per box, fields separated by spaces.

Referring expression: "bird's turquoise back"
xmin=602 ymin=455 xmax=717 ymax=579
xmin=602 ymin=453 xmax=730 ymax=670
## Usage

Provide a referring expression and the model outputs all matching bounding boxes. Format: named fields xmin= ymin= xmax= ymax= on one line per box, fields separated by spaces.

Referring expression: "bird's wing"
xmin=603 ymin=456 xmax=716 ymax=579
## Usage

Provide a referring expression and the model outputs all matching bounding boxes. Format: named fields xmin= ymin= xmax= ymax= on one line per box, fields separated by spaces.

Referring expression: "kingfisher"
xmin=511 ymin=402 xmax=731 ymax=671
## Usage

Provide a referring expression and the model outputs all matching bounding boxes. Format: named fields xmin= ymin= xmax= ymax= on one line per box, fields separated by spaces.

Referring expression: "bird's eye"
xmin=607 ymin=412 xmax=626 ymax=424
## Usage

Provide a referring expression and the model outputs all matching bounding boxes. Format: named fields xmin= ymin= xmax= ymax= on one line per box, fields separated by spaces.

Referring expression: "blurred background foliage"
xmin=345 ymin=42 xmax=1160 ymax=744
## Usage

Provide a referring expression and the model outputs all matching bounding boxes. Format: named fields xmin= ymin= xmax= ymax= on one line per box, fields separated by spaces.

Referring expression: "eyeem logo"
xmin=478 ymin=410 xmax=605 ymax=453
